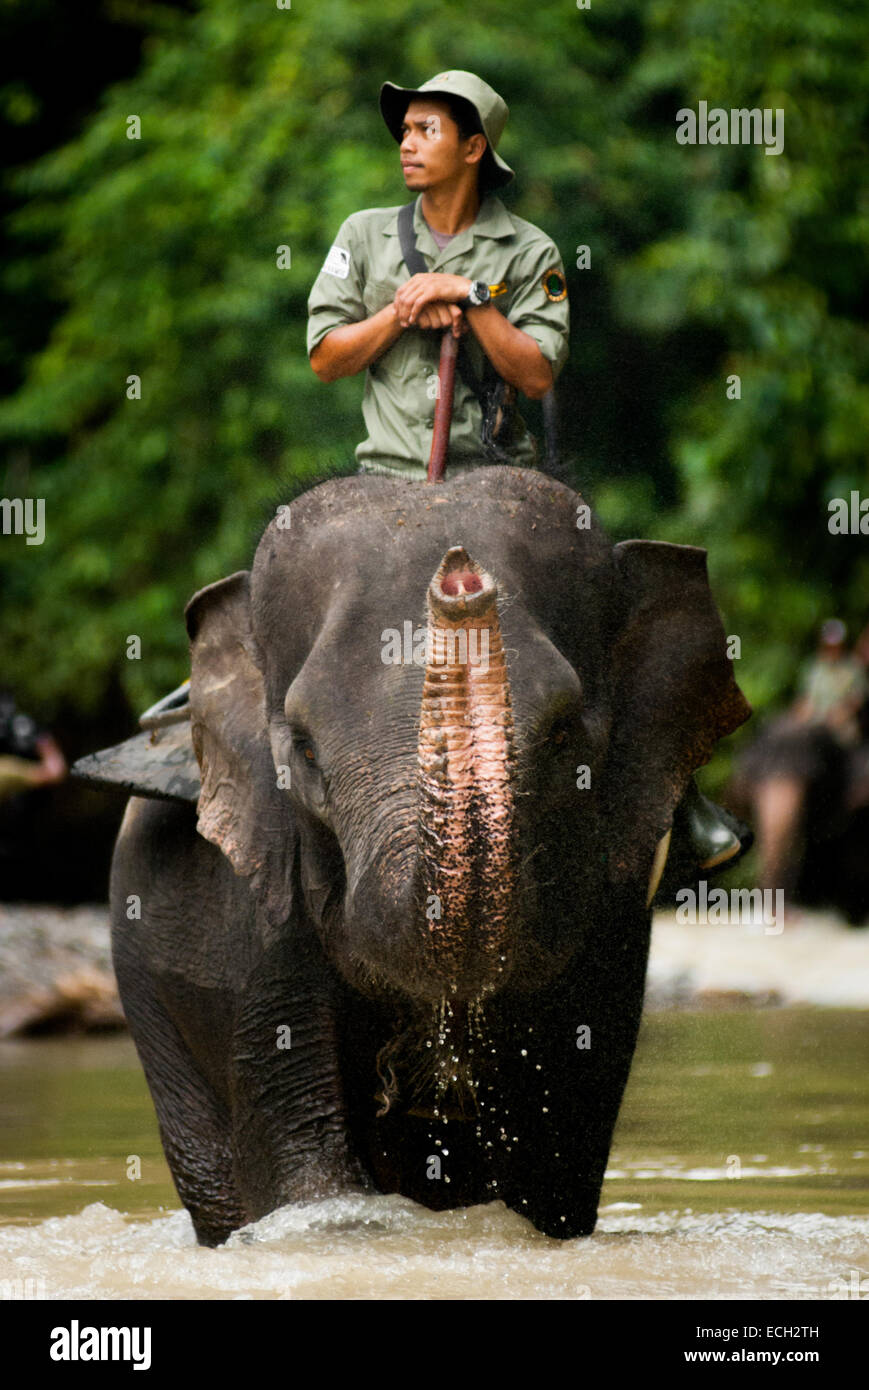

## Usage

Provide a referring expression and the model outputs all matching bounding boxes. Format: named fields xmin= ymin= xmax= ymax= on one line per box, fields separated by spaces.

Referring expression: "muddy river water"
xmin=0 ymin=1008 xmax=866 ymax=1300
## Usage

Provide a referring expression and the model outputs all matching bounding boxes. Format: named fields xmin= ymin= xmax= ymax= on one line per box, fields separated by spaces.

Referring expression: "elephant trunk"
xmin=415 ymin=545 xmax=519 ymax=996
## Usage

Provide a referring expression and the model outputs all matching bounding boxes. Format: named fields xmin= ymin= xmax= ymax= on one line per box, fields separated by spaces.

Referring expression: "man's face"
xmin=821 ymin=641 xmax=845 ymax=662
xmin=399 ymin=98 xmax=481 ymax=191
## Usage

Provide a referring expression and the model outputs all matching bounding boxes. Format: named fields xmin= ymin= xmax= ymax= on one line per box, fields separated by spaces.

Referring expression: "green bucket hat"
xmin=379 ymin=69 xmax=514 ymax=190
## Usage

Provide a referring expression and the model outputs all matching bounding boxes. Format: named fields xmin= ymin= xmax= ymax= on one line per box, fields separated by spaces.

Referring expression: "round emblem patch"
xmin=542 ymin=268 xmax=567 ymax=302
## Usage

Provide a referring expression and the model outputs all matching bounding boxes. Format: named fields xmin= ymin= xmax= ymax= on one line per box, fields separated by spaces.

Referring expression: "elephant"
xmin=93 ymin=466 xmax=749 ymax=1245
xmin=731 ymin=718 xmax=869 ymax=925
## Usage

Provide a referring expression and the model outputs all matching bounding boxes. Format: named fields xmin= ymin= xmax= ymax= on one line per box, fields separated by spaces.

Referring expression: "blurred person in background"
xmin=0 ymin=691 xmax=66 ymax=803
xmin=736 ymin=621 xmax=868 ymax=910
xmin=0 ymin=691 xmax=67 ymax=893
xmin=790 ymin=619 xmax=867 ymax=748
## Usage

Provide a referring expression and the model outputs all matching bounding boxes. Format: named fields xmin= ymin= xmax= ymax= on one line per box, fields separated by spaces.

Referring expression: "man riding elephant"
xmin=72 ymin=78 xmax=760 ymax=1247
xmin=307 ymin=70 xmax=566 ymax=478
xmin=306 ymin=67 xmax=743 ymax=873
xmin=736 ymin=620 xmax=869 ymax=909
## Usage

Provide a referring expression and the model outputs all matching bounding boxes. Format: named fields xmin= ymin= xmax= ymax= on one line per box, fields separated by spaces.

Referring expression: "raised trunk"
xmin=416 ymin=546 xmax=519 ymax=997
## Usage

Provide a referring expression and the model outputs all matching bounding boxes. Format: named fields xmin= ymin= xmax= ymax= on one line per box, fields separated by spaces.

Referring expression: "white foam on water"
xmin=0 ymin=1198 xmax=865 ymax=1301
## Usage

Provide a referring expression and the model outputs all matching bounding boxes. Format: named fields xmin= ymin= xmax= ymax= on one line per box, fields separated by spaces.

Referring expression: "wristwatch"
xmin=461 ymin=279 xmax=492 ymax=310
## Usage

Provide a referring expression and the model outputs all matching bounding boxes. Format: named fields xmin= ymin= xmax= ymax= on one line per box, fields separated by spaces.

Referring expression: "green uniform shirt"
xmin=307 ymin=194 xmax=570 ymax=479
xmin=800 ymin=655 xmax=866 ymax=716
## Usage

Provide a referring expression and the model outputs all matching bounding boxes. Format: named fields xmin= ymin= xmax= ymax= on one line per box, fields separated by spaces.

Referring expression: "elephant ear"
xmin=603 ymin=540 xmax=751 ymax=886
xmin=185 ymin=571 xmax=296 ymax=928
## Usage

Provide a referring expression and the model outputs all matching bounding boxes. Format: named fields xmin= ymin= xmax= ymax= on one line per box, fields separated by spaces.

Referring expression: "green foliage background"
xmin=1 ymin=0 xmax=867 ymax=758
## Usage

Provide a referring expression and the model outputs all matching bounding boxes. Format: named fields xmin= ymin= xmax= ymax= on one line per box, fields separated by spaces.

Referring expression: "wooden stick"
xmin=427 ymin=331 xmax=459 ymax=483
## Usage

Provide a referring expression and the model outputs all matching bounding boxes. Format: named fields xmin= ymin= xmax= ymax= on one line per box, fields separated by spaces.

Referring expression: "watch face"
xmin=474 ymin=280 xmax=491 ymax=304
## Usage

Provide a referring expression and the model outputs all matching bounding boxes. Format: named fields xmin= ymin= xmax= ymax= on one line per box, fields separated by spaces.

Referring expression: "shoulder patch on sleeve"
xmin=542 ymin=267 xmax=567 ymax=302
xmin=322 ymin=245 xmax=351 ymax=279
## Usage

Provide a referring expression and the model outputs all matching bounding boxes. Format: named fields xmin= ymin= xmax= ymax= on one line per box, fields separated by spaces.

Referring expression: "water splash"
xmin=1 ymin=1199 xmax=865 ymax=1301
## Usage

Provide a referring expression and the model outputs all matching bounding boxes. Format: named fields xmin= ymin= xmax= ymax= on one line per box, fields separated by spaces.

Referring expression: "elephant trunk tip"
xmin=430 ymin=546 xmax=496 ymax=619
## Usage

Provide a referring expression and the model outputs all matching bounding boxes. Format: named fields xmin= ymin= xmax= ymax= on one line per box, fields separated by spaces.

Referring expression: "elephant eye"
xmin=549 ymin=716 xmax=573 ymax=747
xmin=540 ymin=695 xmax=584 ymax=752
xmin=291 ymin=730 xmax=319 ymax=768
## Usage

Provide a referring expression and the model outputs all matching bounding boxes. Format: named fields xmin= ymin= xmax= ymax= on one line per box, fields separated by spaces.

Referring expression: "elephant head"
xmin=184 ymin=467 xmax=749 ymax=1010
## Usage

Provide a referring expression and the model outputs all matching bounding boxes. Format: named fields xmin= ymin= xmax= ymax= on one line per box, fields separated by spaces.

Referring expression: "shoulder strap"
xmin=397 ymin=201 xmax=428 ymax=277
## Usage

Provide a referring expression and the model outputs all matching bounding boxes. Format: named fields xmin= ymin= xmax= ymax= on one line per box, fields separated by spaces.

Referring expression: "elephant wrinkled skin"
xmin=109 ymin=467 xmax=750 ymax=1245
